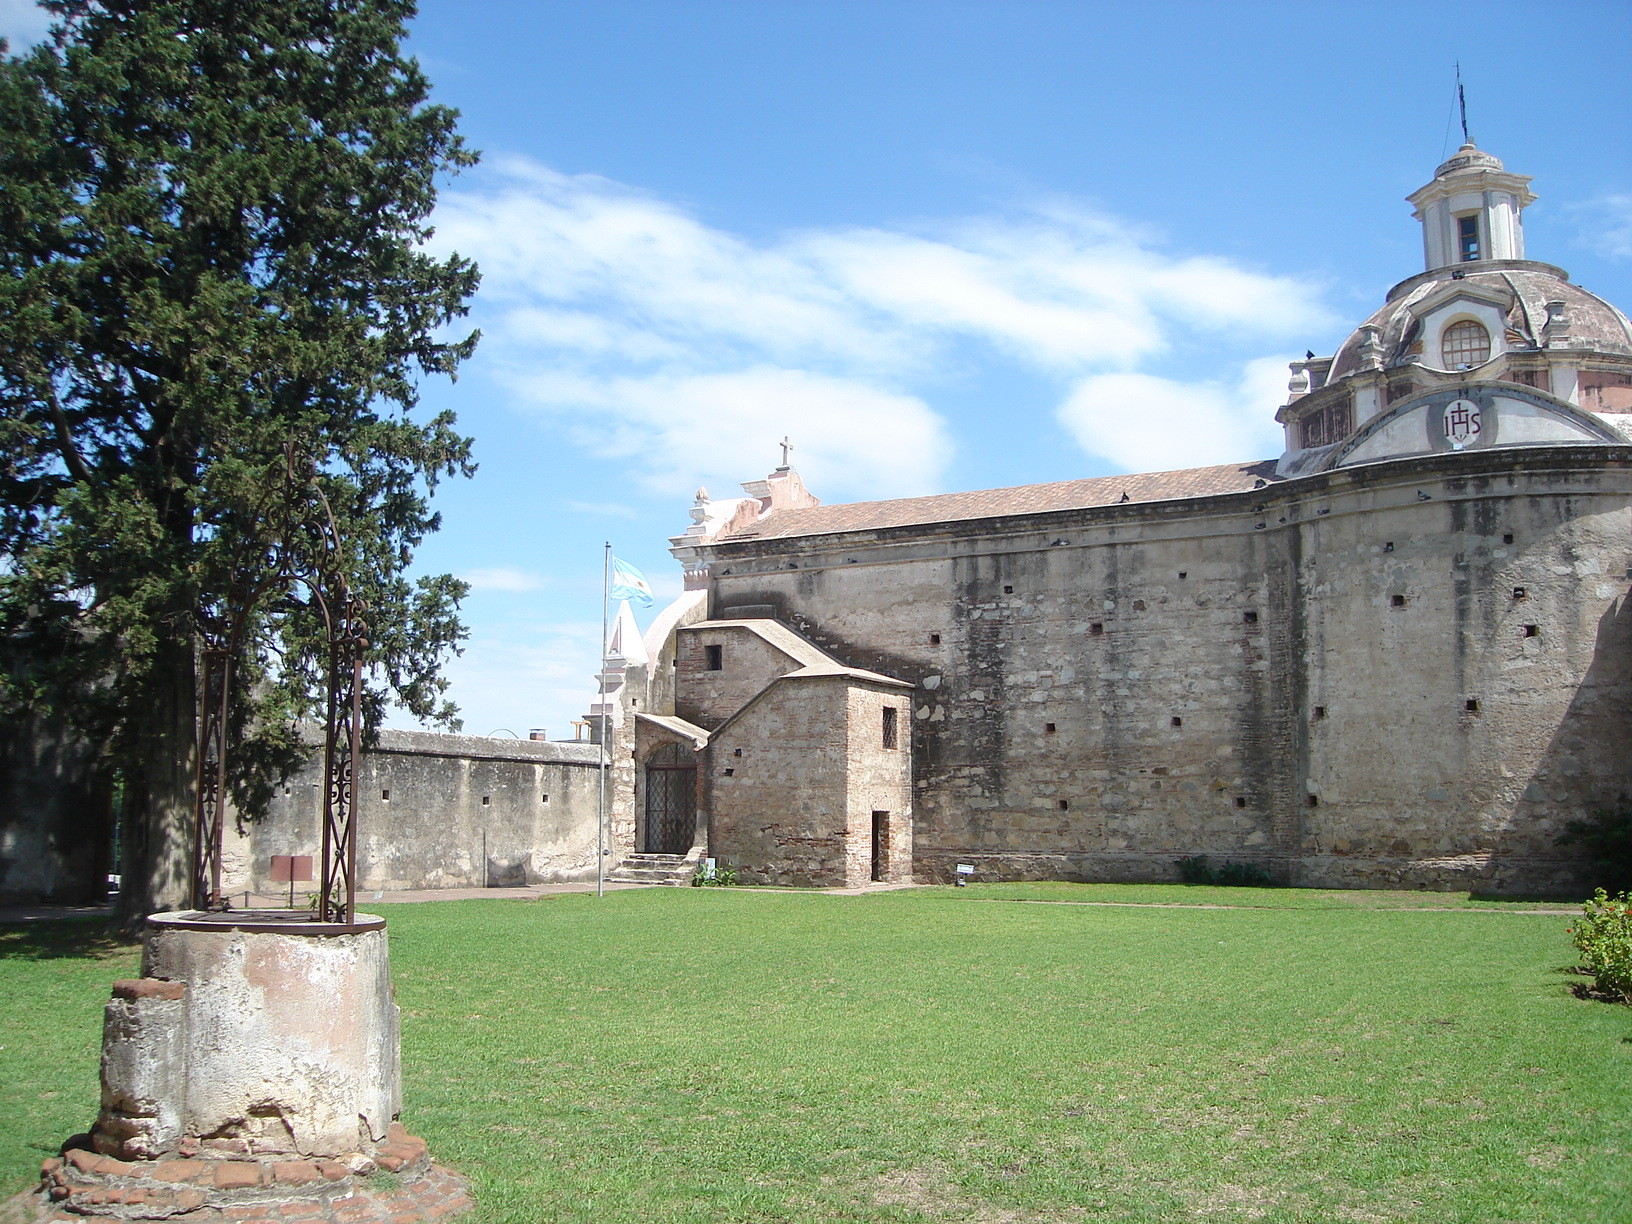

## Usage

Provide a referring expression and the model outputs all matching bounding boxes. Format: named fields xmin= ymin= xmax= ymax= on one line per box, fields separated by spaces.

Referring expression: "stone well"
xmin=97 ymin=911 xmax=400 ymax=1160
xmin=4 ymin=911 xmax=470 ymax=1224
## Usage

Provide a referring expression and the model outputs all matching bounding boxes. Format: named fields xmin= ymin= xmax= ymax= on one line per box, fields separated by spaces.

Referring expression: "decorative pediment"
xmin=1322 ymin=384 xmax=1623 ymax=472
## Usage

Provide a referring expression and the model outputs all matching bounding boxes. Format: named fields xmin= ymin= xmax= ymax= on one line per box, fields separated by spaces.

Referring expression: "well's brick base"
xmin=1 ymin=1129 xmax=468 ymax=1224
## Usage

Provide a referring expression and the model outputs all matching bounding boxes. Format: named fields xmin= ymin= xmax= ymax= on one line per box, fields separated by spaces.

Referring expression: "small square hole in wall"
xmin=481 ymin=795 xmax=490 ymax=806
xmin=1235 ymin=796 xmax=1248 ymax=809
xmin=1090 ymin=622 xmax=1104 ymax=636
xmin=1058 ymin=800 xmax=1070 ymax=811
xmin=1045 ymin=722 xmax=1057 ymax=734
xmin=723 ymin=768 xmax=735 ymax=777
xmin=1306 ymin=794 xmax=1319 ymax=808
xmin=733 ymin=747 xmax=743 ymax=757
xmin=541 ymin=794 xmax=549 ymax=803
xmin=1314 ymin=706 xmax=1327 ymax=720
xmin=1465 ymin=698 xmax=1480 ymax=713
xmin=381 ymin=789 xmax=390 ymax=802
xmin=1170 ymin=716 xmax=1183 ymax=727
xmin=283 ymin=786 xmax=291 ymax=796
xmin=1391 ymin=594 xmax=1407 ymax=607
xmin=1503 ymin=532 xmax=1515 ymax=544
xmin=1132 ymin=599 xmax=1146 ymax=612
xmin=1003 ymin=584 xmax=1014 ymax=594
xmin=1178 ymin=571 xmax=1187 ymax=580
xmin=1512 ymin=586 xmax=1527 ymax=600
xmin=1243 ymin=610 xmax=1259 ymax=624
xmin=1523 ymin=624 xmax=1540 ymax=638
xmin=1383 ymin=541 xmax=1394 ymax=552
xmin=929 ymin=633 xmax=941 ymax=645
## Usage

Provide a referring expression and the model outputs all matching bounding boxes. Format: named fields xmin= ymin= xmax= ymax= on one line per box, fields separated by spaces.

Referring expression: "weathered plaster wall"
xmin=223 ymin=729 xmax=602 ymax=896
xmin=694 ymin=447 xmax=1632 ymax=894
xmin=0 ymin=713 xmax=113 ymax=904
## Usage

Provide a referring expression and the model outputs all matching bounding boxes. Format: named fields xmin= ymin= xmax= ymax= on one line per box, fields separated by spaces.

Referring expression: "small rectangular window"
xmin=381 ymin=789 xmax=390 ymax=802
xmin=541 ymin=793 xmax=549 ymax=803
xmin=705 ymin=644 xmax=723 ymax=671
xmin=882 ymin=706 xmax=899 ymax=750
xmin=1458 ymin=214 xmax=1481 ymax=262
xmin=1502 ymin=533 xmax=1514 ymax=544
xmin=481 ymin=795 xmax=490 ymax=806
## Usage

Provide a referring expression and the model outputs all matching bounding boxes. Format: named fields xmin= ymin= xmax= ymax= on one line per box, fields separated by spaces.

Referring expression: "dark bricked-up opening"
xmin=871 ymin=811 xmax=889 ymax=882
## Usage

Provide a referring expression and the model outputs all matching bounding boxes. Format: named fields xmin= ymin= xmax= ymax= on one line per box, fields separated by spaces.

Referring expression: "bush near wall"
xmin=1567 ymin=889 xmax=1632 ymax=1002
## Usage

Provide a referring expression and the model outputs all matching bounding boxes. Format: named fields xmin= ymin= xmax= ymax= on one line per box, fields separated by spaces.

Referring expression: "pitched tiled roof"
xmin=717 ymin=460 xmax=1282 ymax=542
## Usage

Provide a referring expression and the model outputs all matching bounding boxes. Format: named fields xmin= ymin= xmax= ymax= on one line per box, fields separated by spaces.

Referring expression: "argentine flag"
xmin=609 ymin=556 xmax=655 ymax=607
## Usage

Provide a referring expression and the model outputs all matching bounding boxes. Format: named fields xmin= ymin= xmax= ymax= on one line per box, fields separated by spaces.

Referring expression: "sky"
xmin=3 ymin=1 xmax=1630 ymax=740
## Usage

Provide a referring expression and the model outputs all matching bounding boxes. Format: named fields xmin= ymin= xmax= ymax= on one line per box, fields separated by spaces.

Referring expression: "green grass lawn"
xmin=3 ymin=884 xmax=1629 ymax=1223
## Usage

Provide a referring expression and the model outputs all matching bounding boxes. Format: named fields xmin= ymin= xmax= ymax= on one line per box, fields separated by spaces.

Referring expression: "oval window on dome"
xmin=1441 ymin=319 xmax=1491 ymax=369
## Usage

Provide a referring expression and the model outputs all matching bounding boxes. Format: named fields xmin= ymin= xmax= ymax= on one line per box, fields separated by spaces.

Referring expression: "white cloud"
xmin=565 ymin=500 xmax=640 ymax=519
xmin=515 ymin=366 xmax=950 ymax=501
xmin=430 ymin=157 xmax=1329 ymax=493
xmin=458 ymin=566 xmax=545 ymax=593
xmin=1578 ymin=195 xmax=1632 ymax=260
xmin=0 ymin=0 xmax=50 ymax=46
xmin=1056 ymin=356 xmax=1292 ymax=472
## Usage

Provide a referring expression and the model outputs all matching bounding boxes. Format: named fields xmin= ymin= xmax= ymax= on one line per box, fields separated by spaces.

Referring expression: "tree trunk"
xmin=117 ymin=625 xmax=196 ymax=926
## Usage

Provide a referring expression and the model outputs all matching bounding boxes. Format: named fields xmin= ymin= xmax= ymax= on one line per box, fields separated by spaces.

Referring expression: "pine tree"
xmin=0 ymin=1 xmax=480 ymax=919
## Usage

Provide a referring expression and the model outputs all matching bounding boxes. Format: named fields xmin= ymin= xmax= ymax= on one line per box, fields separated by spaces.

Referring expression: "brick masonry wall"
xmin=705 ymin=678 xmax=860 ymax=886
xmin=691 ymin=447 xmax=1632 ymax=893
xmin=843 ymin=687 xmax=913 ymax=885
xmin=676 ymin=626 xmax=801 ymax=730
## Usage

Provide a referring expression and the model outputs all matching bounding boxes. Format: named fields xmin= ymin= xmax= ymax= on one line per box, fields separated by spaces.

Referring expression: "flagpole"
xmin=598 ymin=540 xmax=609 ymax=899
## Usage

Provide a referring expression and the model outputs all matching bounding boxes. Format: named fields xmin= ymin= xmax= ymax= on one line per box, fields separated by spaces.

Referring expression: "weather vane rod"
xmin=1456 ymin=62 xmax=1471 ymax=145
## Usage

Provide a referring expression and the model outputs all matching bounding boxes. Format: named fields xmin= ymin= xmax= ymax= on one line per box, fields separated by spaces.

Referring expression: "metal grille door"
xmin=643 ymin=744 xmax=696 ymax=854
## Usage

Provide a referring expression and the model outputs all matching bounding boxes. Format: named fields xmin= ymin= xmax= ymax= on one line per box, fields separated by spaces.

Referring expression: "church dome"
xmin=1325 ymin=264 xmax=1632 ymax=382
xmin=1434 ymin=142 xmax=1506 ymax=176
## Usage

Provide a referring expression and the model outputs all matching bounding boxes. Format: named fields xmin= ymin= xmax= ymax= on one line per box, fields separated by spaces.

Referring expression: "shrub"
xmin=1555 ymin=808 xmax=1632 ymax=895
xmin=1567 ymin=889 xmax=1632 ymax=1002
xmin=1175 ymin=855 xmax=1281 ymax=888
xmin=691 ymin=862 xmax=739 ymax=887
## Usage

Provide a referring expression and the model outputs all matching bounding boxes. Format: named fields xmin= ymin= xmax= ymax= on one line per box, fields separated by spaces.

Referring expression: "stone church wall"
xmin=221 ymin=728 xmax=603 ymax=898
xmin=695 ymin=446 xmax=1632 ymax=894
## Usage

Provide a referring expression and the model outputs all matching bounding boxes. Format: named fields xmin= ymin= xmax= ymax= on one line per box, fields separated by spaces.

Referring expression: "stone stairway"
xmin=606 ymin=853 xmax=696 ymax=886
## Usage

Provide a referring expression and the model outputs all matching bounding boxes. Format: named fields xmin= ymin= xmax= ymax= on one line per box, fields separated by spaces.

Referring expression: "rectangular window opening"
xmin=381 ymin=789 xmax=390 ymax=802
xmin=1132 ymin=599 xmax=1146 ymax=611
xmin=541 ymin=793 xmax=549 ymax=803
xmin=871 ymin=812 xmax=889 ymax=883
xmin=733 ymin=747 xmax=743 ymax=757
xmin=882 ymin=706 xmax=899 ymax=750
xmin=1458 ymin=214 xmax=1481 ymax=262
xmin=1383 ymin=541 xmax=1394 ymax=552
xmin=723 ymin=767 xmax=735 ymax=777
xmin=704 ymin=643 xmax=723 ymax=671
xmin=481 ymin=795 xmax=490 ymax=806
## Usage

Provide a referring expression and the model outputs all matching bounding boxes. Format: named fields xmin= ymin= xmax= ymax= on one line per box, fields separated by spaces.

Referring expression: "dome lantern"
xmin=1406 ymin=143 xmax=1536 ymax=271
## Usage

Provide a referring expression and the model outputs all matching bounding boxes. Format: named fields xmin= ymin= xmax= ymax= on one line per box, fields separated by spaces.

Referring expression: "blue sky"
xmin=4 ymin=1 xmax=1630 ymax=739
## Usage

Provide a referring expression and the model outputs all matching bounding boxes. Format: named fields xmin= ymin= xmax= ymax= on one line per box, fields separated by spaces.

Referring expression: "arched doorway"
xmin=642 ymin=742 xmax=696 ymax=854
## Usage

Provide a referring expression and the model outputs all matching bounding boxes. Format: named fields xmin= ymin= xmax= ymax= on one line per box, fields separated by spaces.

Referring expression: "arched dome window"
xmin=1441 ymin=319 xmax=1492 ymax=369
